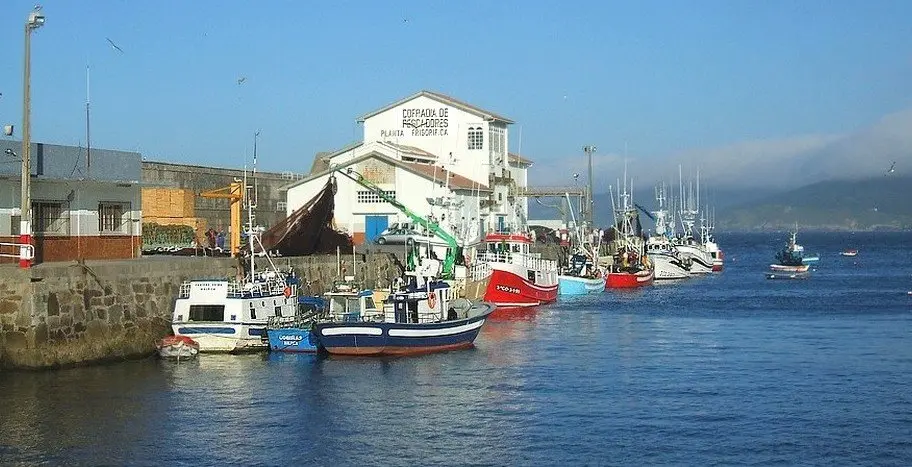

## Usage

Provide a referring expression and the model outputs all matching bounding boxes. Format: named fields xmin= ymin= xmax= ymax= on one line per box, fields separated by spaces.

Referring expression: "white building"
xmin=285 ymin=90 xmax=532 ymax=244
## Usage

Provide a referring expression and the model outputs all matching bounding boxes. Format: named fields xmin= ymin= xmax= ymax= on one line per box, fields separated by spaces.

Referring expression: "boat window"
xmin=275 ymin=306 xmax=282 ymax=317
xmin=364 ymin=297 xmax=376 ymax=310
xmin=250 ymin=308 xmax=257 ymax=320
xmin=347 ymin=297 xmax=362 ymax=313
xmin=527 ymin=270 xmax=535 ymax=282
xmin=189 ymin=305 xmax=224 ymax=322
xmin=329 ymin=296 xmax=346 ymax=313
xmin=512 ymin=244 xmax=520 ymax=253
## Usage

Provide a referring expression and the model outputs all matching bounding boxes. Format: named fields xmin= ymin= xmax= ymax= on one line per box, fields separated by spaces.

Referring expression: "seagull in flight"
xmin=237 ymin=76 xmax=247 ymax=85
xmin=106 ymin=37 xmax=124 ymax=54
xmin=886 ymin=161 xmax=896 ymax=175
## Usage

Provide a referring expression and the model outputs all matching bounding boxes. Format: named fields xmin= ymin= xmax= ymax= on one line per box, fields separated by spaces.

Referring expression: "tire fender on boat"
xmin=428 ymin=291 xmax=437 ymax=309
xmin=283 ymin=286 xmax=292 ymax=297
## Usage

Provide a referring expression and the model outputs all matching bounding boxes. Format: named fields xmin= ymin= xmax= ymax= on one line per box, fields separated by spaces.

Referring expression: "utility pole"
xmin=20 ymin=7 xmax=46 ymax=268
xmin=582 ymin=145 xmax=596 ymax=228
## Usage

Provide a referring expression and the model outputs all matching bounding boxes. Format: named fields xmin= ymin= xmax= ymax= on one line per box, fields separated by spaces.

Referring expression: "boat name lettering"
xmin=280 ymin=335 xmax=303 ymax=344
xmin=495 ymin=285 xmax=520 ymax=295
xmin=401 ymin=107 xmax=449 ymax=136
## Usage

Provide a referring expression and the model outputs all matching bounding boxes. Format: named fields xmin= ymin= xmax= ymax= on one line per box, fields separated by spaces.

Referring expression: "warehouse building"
xmin=286 ymin=90 xmax=532 ymax=244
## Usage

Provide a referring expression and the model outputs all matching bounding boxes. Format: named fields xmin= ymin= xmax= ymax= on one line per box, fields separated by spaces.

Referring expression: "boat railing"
xmin=178 ymin=277 xmax=288 ymax=299
xmin=477 ymin=251 xmax=557 ymax=272
xmin=468 ymin=261 xmax=492 ymax=281
xmin=383 ymin=307 xmax=443 ymax=324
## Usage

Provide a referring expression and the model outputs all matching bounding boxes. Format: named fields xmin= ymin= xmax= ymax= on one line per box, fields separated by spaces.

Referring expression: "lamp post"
xmin=582 ymin=145 xmax=596 ymax=229
xmin=20 ymin=7 xmax=45 ymax=268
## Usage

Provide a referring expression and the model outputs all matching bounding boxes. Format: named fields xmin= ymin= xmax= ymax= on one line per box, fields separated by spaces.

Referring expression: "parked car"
xmin=374 ymin=223 xmax=443 ymax=246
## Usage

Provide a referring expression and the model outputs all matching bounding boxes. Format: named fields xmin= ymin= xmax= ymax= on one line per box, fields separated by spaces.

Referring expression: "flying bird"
xmin=34 ymin=4 xmax=42 ymax=11
xmin=886 ymin=161 xmax=896 ymax=175
xmin=106 ymin=37 xmax=124 ymax=54
xmin=237 ymin=77 xmax=247 ymax=85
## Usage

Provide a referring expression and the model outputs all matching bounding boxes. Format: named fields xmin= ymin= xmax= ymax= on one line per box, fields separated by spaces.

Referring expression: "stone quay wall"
xmin=0 ymin=253 xmax=402 ymax=371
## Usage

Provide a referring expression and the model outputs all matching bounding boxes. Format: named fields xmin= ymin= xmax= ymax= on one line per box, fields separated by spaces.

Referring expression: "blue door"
xmin=365 ymin=215 xmax=389 ymax=243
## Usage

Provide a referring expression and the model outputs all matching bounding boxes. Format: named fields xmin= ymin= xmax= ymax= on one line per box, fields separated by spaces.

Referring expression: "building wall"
xmin=362 ymin=95 xmax=509 ymax=186
xmin=141 ymin=161 xmax=302 ymax=234
xmin=287 ymin=156 xmax=485 ymax=244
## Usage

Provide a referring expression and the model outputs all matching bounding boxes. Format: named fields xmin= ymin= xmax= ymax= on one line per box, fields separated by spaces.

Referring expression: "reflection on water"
xmin=1 ymin=232 xmax=911 ymax=465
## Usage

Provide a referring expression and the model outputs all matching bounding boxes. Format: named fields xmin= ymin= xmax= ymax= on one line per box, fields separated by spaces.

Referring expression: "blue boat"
xmin=313 ymin=274 xmax=495 ymax=356
xmin=265 ymin=296 xmax=326 ymax=352
xmin=558 ymin=253 xmax=604 ymax=295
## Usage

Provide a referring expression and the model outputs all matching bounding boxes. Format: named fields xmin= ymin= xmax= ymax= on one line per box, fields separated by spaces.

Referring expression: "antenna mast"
xmin=86 ymin=64 xmax=91 ymax=178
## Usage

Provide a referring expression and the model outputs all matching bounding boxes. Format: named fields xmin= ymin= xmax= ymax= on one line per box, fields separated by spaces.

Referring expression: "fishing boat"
xmin=769 ymin=231 xmax=810 ymax=274
xmin=841 ymin=249 xmax=858 ymax=257
xmin=171 ymin=170 xmax=300 ymax=353
xmin=479 ymin=232 xmax=559 ymax=306
xmin=673 ymin=167 xmax=714 ymax=274
xmin=644 ymin=184 xmax=691 ymax=281
xmin=558 ymin=252 xmax=604 ymax=294
xmin=604 ymin=174 xmax=655 ymax=289
xmin=556 ymin=194 xmax=604 ymax=295
xmin=155 ymin=335 xmax=200 ymax=360
xmin=265 ymin=296 xmax=326 ymax=353
xmin=313 ymin=272 xmax=496 ymax=356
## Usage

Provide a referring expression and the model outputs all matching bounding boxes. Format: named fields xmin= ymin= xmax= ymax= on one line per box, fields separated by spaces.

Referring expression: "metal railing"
xmin=476 ymin=251 xmax=557 ymax=272
xmin=0 ymin=242 xmax=34 ymax=260
xmin=178 ymin=277 xmax=291 ymax=299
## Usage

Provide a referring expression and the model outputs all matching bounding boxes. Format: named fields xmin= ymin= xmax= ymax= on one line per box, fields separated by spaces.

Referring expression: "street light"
xmin=20 ymin=6 xmax=45 ymax=268
xmin=582 ymin=145 xmax=596 ymax=228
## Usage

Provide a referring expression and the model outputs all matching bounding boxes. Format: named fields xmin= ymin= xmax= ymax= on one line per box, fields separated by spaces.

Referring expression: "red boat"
xmin=479 ymin=232 xmax=558 ymax=307
xmin=605 ymin=267 xmax=655 ymax=288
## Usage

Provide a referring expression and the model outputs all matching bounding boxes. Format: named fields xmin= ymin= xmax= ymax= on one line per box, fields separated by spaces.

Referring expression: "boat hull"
xmin=605 ymin=268 xmax=655 ymax=289
xmin=484 ymin=265 xmax=558 ymax=307
xmin=649 ymin=253 xmax=691 ymax=281
xmin=676 ymin=244 xmax=714 ymax=274
xmin=769 ymin=264 xmax=810 ymax=273
xmin=558 ymin=275 xmax=605 ymax=295
xmin=156 ymin=336 xmax=200 ymax=360
xmin=172 ymin=323 xmax=268 ymax=353
xmin=266 ymin=327 xmax=319 ymax=353
xmin=314 ymin=304 xmax=495 ymax=356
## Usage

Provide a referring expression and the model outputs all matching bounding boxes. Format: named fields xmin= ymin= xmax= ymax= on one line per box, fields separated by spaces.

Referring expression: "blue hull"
xmin=267 ymin=327 xmax=319 ymax=352
xmin=313 ymin=306 xmax=494 ymax=356
xmin=558 ymin=275 xmax=604 ymax=295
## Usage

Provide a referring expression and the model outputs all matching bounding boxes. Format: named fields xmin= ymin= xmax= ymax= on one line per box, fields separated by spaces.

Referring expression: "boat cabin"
xmin=384 ymin=274 xmax=453 ymax=324
xmin=324 ymin=278 xmax=382 ymax=322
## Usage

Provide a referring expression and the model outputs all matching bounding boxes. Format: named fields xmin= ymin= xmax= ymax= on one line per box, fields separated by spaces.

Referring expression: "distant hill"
xmin=528 ymin=176 xmax=911 ymax=231
xmin=718 ymin=176 xmax=912 ymax=231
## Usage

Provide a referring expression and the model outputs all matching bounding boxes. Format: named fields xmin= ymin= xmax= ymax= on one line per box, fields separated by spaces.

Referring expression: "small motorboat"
xmin=156 ymin=335 xmax=200 ymax=360
xmin=766 ymin=271 xmax=810 ymax=280
xmin=840 ymin=249 xmax=858 ymax=257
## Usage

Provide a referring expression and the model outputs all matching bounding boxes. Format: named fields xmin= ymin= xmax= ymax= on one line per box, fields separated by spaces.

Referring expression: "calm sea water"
xmin=2 ymin=232 xmax=911 ymax=466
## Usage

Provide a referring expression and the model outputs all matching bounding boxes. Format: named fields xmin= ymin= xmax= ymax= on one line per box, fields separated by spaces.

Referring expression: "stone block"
xmin=0 ymin=300 xmax=18 ymax=315
xmin=47 ymin=292 xmax=60 ymax=316
xmin=3 ymin=331 xmax=27 ymax=349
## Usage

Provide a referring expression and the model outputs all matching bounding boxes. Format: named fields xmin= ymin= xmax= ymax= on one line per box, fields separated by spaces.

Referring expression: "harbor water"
xmin=2 ymin=232 xmax=911 ymax=465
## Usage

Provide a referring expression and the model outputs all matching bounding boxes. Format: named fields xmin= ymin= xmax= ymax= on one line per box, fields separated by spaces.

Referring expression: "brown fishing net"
xmin=260 ymin=176 xmax=353 ymax=255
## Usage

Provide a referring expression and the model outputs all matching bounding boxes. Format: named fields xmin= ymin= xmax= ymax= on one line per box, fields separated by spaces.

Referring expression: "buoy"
xmin=428 ymin=291 xmax=437 ymax=309
xmin=283 ymin=286 xmax=292 ymax=298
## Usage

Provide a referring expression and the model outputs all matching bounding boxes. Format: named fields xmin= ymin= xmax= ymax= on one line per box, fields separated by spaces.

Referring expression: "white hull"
xmin=171 ymin=323 xmax=268 ymax=352
xmin=675 ymin=244 xmax=713 ymax=274
xmin=649 ymin=253 xmax=691 ymax=280
xmin=157 ymin=344 xmax=200 ymax=360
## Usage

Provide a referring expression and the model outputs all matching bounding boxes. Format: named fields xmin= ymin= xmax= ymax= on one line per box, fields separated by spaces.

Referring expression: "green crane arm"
xmin=335 ymin=168 xmax=463 ymax=277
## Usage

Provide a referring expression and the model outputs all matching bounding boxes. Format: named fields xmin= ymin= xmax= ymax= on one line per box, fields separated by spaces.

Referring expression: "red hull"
xmin=605 ymin=269 xmax=654 ymax=289
xmin=484 ymin=268 xmax=558 ymax=307
xmin=712 ymin=250 xmax=725 ymax=272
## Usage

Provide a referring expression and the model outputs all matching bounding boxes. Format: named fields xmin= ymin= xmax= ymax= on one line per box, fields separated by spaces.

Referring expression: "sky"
xmin=1 ymin=1 xmax=911 ymax=193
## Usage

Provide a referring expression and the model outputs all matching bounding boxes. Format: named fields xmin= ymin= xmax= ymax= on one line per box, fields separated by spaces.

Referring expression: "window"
xmin=357 ymin=190 xmax=396 ymax=203
xmin=489 ymin=126 xmax=505 ymax=158
xmin=276 ymin=201 xmax=287 ymax=212
xmin=468 ymin=127 xmax=483 ymax=150
xmin=99 ymin=202 xmax=126 ymax=233
xmin=33 ymin=201 xmax=68 ymax=236
xmin=189 ymin=304 xmax=225 ymax=321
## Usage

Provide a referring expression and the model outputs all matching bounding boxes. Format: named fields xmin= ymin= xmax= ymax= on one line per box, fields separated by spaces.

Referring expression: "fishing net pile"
xmin=260 ymin=176 xmax=353 ymax=255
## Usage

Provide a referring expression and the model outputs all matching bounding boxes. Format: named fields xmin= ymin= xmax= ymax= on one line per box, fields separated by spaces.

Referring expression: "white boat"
xmin=673 ymin=167 xmax=713 ymax=274
xmin=156 ymin=335 xmax=200 ymax=360
xmin=645 ymin=184 xmax=691 ymax=281
xmin=171 ymin=170 xmax=299 ymax=353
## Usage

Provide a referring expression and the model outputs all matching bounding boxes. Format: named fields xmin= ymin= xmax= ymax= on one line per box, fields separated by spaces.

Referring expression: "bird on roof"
xmin=106 ymin=37 xmax=124 ymax=54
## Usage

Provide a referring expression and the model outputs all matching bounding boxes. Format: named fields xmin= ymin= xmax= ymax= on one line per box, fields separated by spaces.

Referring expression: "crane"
xmin=335 ymin=167 xmax=464 ymax=279
xmin=199 ymin=180 xmax=244 ymax=255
